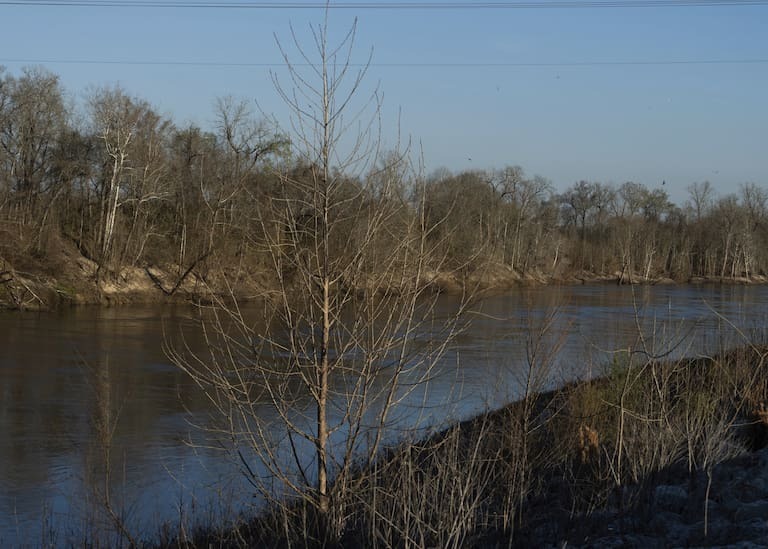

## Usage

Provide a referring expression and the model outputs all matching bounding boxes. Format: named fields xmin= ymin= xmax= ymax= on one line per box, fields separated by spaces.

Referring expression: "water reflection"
xmin=1 ymin=284 xmax=768 ymax=545
xmin=0 ymin=306 xmax=234 ymax=545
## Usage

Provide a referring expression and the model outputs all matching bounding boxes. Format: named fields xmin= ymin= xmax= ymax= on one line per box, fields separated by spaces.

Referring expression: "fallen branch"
xmin=13 ymin=275 xmax=45 ymax=308
xmin=145 ymin=252 xmax=209 ymax=296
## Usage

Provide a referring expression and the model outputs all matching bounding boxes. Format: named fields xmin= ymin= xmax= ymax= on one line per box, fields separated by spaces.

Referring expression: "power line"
xmin=2 ymin=57 xmax=767 ymax=67
xmin=1 ymin=0 xmax=767 ymax=8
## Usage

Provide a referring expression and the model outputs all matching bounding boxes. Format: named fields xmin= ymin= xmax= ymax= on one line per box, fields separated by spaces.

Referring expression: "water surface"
xmin=2 ymin=284 xmax=767 ymax=545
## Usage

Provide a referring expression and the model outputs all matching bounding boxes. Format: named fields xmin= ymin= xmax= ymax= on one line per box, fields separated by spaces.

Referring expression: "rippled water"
xmin=2 ymin=284 xmax=767 ymax=545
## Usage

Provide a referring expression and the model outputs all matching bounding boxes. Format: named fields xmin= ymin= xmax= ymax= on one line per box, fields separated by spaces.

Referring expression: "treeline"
xmin=429 ymin=172 xmax=768 ymax=281
xmin=1 ymin=66 xmax=766 ymax=291
xmin=0 ymin=67 xmax=292 ymax=284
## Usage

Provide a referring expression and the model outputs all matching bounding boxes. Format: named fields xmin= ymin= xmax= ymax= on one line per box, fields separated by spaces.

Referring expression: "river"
xmin=2 ymin=283 xmax=767 ymax=546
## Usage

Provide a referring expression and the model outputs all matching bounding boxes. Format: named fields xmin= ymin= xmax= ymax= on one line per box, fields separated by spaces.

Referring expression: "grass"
xmin=137 ymin=343 xmax=767 ymax=548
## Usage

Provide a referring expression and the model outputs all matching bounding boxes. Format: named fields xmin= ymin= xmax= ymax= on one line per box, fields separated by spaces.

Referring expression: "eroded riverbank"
xmin=3 ymin=249 xmax=768 ymax=312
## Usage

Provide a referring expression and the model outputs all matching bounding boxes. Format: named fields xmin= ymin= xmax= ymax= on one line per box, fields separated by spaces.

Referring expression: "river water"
xmin=2 ymin=284 xmax=768 ymax=546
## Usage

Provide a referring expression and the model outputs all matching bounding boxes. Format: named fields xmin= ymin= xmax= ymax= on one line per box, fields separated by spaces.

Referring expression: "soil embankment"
xmin=3 ymin=246 xmax=767 ymax=311
xmin=0 ymin=246 xmax=271 ymax=310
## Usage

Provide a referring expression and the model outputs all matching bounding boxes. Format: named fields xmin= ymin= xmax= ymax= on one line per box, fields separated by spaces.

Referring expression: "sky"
xmin=0 ymin=0 xmax=766 ymax=204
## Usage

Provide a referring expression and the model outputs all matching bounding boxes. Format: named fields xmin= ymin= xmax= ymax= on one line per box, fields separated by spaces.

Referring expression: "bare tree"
xmin=560 ymin=180 xmax=600 ymax=270
xmin=88 ymin=86 xmax=147 ymax=270
xmin=424 ymin=169 xmax=496 ymax=268
xmin=687 ymin=181 xmax=714 ymax=223
xmin=493 ymin=166 xmax=552 ymax=272
xmin=685 ymin=181 xmax=716 ymax=276
xmin=171 ymin=12 xmax=468 ymax=543
xmin=739 ymin=182 xmax=767 ymax=278
xmin=0 ymin=67 xmax=67 ymax=228
xmin=204 ymin=97 xmax=287 ymax=254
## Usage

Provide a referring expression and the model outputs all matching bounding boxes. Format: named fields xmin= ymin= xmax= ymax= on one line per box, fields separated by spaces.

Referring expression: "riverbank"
xmin=150 ymin=345 xmax=768 ymax=548
xmin=0 ymin=250 xmax=271 ymax=311
xmin=3 ymin=245 xmax=768 ymax=311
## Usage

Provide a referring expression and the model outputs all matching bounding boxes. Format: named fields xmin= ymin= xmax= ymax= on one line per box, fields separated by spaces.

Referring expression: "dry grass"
xmin=198 ymin=344 xmax=766 ymax=548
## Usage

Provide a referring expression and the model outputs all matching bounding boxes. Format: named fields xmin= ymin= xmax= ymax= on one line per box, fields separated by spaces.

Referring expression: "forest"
xmin=1 ymin=65 xmax=767 ymax=308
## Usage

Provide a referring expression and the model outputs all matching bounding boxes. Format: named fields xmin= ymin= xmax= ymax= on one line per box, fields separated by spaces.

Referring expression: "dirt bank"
xmin=0 ymin=241 xmax=276 ymax=310
xmin=3 ymin=244 xmax=768 ymax=311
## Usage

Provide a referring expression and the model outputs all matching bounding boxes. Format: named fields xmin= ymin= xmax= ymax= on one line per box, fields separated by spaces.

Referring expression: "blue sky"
xmin=1 ymin=1 xmax=766 ymax=203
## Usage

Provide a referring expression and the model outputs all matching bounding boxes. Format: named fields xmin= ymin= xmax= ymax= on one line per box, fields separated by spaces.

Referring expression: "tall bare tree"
xmin=88 ymin=86 xmax=147 ymax=269
xmin=0 ymin=67 xmax=66 ymax=227
xmin=171 ymin=12 xmax=467 ymax=543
